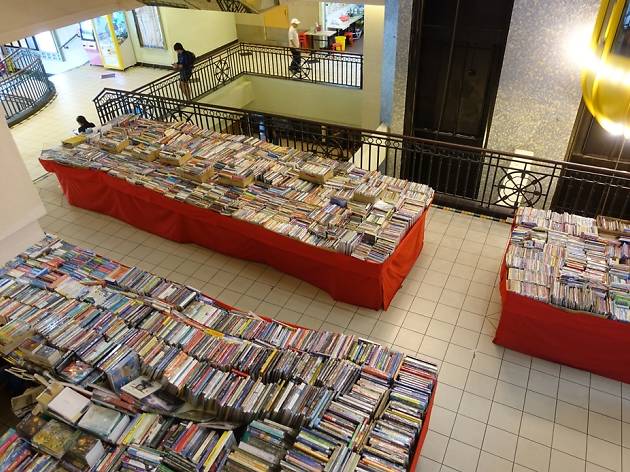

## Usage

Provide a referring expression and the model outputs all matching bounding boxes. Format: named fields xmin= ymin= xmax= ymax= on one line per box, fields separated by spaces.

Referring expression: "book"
xmin=62 ymin=432 xmax=106 ymax=470
xmin=32 ymin=420 xmax=77 ymax=458
xmin=77 ymin=404 xmax=130 ymax=442
xmin=16 ymin=414 xmax=48 ymax=440
xmin=121 ymin=376 xmax=162 ymax=400
xmin=104 ymin=350 xmax=140 ymax=394
xmin=47 ymin=387 xmax=91 ymax=424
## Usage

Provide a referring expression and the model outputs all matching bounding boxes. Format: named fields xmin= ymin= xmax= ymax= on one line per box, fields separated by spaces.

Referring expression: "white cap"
xmin=291 ymin=18 xmax=301 ymax=25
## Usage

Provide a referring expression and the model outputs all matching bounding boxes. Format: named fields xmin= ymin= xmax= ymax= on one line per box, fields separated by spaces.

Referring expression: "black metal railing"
xmin=93 ymin=88 xmax=630 ymax=219
xmin=1 ymin=47 xmax=55 ymax=126
xmin=133 ymin=41 xmax=363 ymax=102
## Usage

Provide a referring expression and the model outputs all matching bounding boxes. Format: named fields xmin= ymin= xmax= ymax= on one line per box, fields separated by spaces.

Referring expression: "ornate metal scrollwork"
xmin=212 ymin=58 xmax=232 ymax=84
xmin=496 ymin=168 xmax=545 ymax=208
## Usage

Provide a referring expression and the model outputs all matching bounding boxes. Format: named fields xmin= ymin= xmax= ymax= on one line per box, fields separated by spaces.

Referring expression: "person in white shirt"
xmin=288 ymin=18 xmax=301 ymax=74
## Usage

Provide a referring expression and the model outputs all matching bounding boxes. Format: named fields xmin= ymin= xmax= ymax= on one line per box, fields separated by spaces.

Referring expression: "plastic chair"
xmin=335 ymin=36 xmax=346 ymax=51
xmin=344 ymin=32 xmax=354 ymax=46
xmin=299 ymin=32 xmax=309 ymax=49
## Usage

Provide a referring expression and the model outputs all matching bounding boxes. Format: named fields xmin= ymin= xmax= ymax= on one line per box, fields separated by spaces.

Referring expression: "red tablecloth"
xmin=41 ymin=160 xmax=428 ymax=310
xmin=494 ymin=261 xmax=630 ymax=383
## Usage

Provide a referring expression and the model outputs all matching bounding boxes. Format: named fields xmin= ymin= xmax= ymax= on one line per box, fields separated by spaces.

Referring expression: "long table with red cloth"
xmin=494 ymin=259 xmax=630 ymax=383
xmin=41 ymin=159 xmax=429 ymax=310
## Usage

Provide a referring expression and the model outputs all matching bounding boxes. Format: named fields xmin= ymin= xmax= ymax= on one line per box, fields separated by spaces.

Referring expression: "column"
xmin=0 ymin=118 xmax=45 ymax=264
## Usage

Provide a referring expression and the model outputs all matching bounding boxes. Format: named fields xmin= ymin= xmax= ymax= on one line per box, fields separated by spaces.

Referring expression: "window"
xmin=132 ymin=6 xmax=165 ymax=49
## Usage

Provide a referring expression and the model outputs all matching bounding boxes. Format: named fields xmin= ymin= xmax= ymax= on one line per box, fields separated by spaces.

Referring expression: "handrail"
xmin=95 ymin=87 xmax=628 ymax=177
xmin=132 ymin=39 xmax=240 ymax=93
xmin=1 ymin=46 xmax=55 ymax=126
xmin=133 ymin=40 xmax=363 ymax=99
xmin=92 ymin=88 xmax=630 ymax=218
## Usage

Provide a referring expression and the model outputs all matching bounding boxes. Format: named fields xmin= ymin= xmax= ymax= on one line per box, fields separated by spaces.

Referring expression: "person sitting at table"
xmin=76 ymin=115 xmax=95 ymax=134
xmin=288 ymin=18 xmax=301 ymax=74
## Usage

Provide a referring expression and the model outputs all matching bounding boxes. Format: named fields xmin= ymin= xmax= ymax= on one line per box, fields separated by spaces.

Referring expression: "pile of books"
xmin=41 ymin=115 xmax=434 ymax=263
xmin=506 ymin=208 xmax=630 ymax=321
xmin=597 ymin=215 xmax=630 ymax=236
xmin=0 ymin=236 xmax=439 ymax=470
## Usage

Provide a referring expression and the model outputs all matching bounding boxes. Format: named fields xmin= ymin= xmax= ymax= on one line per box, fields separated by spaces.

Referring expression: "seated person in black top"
xmin=172 ymin=42 xmax=195 ymax=101
xmin=76 ymin=115 xmax=95 ymax=134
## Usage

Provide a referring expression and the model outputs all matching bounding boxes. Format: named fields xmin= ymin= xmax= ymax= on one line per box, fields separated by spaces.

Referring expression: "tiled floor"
xmin=32 ymin=173 xmax=630 ymax=472
xmin=10 ymin=64 xmax=165 ymax=180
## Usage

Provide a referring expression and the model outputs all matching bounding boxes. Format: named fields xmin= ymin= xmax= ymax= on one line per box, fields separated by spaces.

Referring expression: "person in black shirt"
xmin=172 ymin=42 xmax=194 ymax=100
xmin=76 ymin=115 xmax=95 ymax=133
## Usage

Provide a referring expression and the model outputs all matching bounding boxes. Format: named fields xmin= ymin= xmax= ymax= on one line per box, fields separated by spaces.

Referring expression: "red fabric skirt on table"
xmin=41 ymin=160 xmax=429 ymax=311
xmin=494 ymin=261 xmax=630 ymax=383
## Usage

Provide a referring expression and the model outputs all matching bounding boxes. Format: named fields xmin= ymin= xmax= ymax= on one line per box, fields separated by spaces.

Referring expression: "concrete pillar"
xmin=0 ymin=118 xmax=45 ymax=264
xmin=380 ymin=0 xmax=413 ymax=135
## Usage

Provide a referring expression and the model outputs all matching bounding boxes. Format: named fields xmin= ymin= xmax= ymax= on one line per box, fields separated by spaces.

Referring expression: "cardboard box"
xmin=99 ymin=139 xmax=130 ymax=153
xmin=62 ymin=135 xmax=87 ymax=148
xmin=298 ymin=168 xmax=334 ymax=184
xmin=216 ymin=174 xmax=255 ymax=188
xmin=159 ymin=151 xmax=192 ymax=166
xmin=177 ymin=166 xmax=215 ymax=183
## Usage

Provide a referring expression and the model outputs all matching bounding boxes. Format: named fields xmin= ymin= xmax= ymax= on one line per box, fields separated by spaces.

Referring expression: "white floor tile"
xmin=558 ymin=379 xmax=590 ymax=409
xmin=549 ymin=450 xmax=585 ymax=472
xmin=555 ymin=400 xmax=589 ymax=433
xmin=494 ymin=380 xmax=527 ymax=410
xmin=476 ymin=451 xmax=512 ymax=472
xmin=524 ymin=391 xmax=557 ymax=422
xmin=520 ymin=413 xmax=554 ymax=446
xmin=451 ymin=414 xmax=486 ymax=449
xmin=552 ymin=424 xmax=587 ymax=460
xmin=482 ymin=425 xmax=518 ymax=461
xmin=459 ymin=392 xmax=492 ymax=423
xmin=588 ymin=412 xmax=622 ymax=445
xmin=429 ymin=406 xmax=457 ymax=437
xmin=586 ymin=436 xmax=621 ymax=472
xmin=465 ymin=371 xmax=497 ymax=400
xmin=515 ymin=437 xmax=551 ymax=472
xmin=443 ymin=439 xmax=480 ymax=472
xmin=590 ymin=388 xmax=622 ymax=420
xmin=488 ymin=402 xmax=522 ymax=435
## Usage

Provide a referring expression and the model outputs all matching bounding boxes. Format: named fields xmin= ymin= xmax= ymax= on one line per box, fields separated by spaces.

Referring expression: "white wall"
xmin=199 ymin=75 xmax=364 ymax=127
xmin=0 ymin=119 xmax=45 ymax=265
xmin=127 ymin=7 xmax=238 ymax=66
xmin=0 ymin=0 xmax=140 ymax=44
xmin=281 ymin=0 xmax=320 ymax=30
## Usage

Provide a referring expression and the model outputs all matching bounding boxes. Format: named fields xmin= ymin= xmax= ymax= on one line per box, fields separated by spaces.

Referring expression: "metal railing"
xmin=1 ymin=47 xmax=55 ymax=126
xmin=133 ymin=41 xmax=363 ymax=102
xmin=93 ymin=88 xmax=630 ymax=219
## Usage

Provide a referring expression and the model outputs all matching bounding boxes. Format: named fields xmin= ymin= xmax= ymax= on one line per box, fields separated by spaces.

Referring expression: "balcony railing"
xmin=1 ymin=47 xmax=56 ymax=126
xmin=133 ymin=40 xmax=363 ymax=102
xmin=93 ymin=88 xmax=630 ymax=219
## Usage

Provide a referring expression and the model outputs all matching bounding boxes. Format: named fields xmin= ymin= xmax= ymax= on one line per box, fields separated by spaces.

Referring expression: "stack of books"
xmin=506 ymin=208 xmax=630 ymax=321
xmin=41 ymin=116 xmax=433 ymax=263
xmin=0 ymin=236 xmax=439 ymax=471
xmin=597 ymin=215 xmax=630 ymax=236
xmin=226 ymin=419 xmax=296 ymax=470
xmin=94 ymin=128 xmax=130 ymax=153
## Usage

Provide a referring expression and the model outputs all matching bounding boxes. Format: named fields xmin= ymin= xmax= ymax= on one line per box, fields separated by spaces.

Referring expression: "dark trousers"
xmin=290 ymin=48 xmax=301 ymax=72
